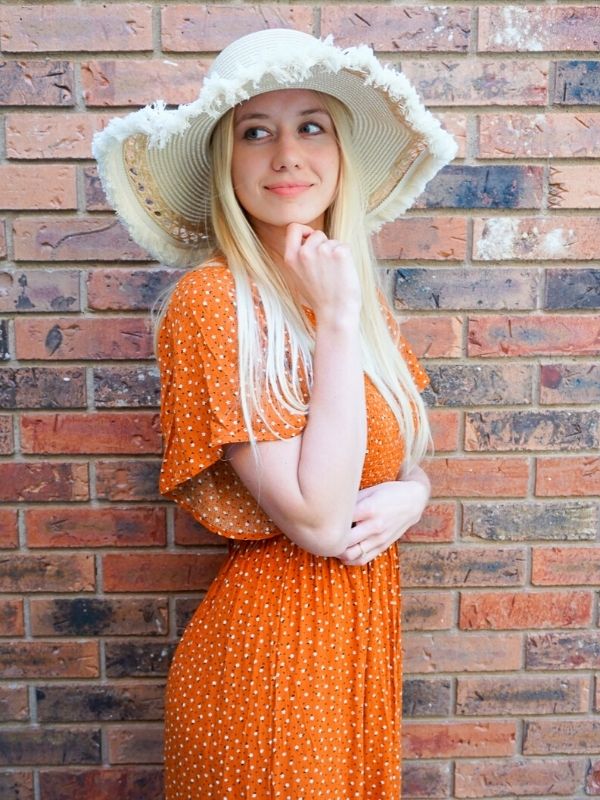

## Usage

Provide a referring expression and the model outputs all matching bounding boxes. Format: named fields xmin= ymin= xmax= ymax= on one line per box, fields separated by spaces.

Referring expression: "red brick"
xmin=596 ymin=676 xmax=600 ymax=713
xmin=20 ymin=412 xmax=160 ymax=455
xmin=475 ymin=216 xmax=600 ymax=261
xmin=0 ymin=270 xmax=80 ymax=314
xmin=455 ymin=757 xmax=582 ymax=798
xmin=174 ymin=509 xmax=226 ymax=546
xmin=403 ymin=721 xmax=516 ymax=759
xmin=540 ymin=362 xmax=600 ymax=403
xmin=26 ymin=507 xmax=166 ymax=548
xmin=402 ymin=761 xmax=451 ymax=799
xmin=524 ymin=719 xmax=600 ymax=755
xmin=39 ymin=768 xmax=163 ymax=800
xmin=403 ymin=546 xmax=525 ymax=588
xmin=403 ymin=502 xmax=455 ymax=544
xmin=93 ymin=366 xmax=159 ymax=408
xmin=0 ymin=366 xmax=86 ymax=409
xmin=0 ymin=60 xmax=74 ymax=106
xmin=0 ymin=220 xmax=5 ymax=258
xmin=456 ymin=675 xmax=588 ymax=716
xmin=462 ymin=500 xmax=597 ymax=542
xmin=465 ymin=409 xmax=599 ymax=452
xmin=6 ymin=112 xmax=117 ymax=159
xmin=82 ymin=59 xmax=208 ymax=107
xmin=0 ymin=685 xmax=28 ymax=722
xmin=549 ymin=165 xmax=600 ymax=209
xmin=0 ymin=415 xmax=14 ymax=454
xmin=398 ymin=317 xmax=463 ymax=359
xmin=0 ymin=727 xmax=100 ymax=766
xmin=0 ymin=462 xmax=88 ymax=502
xmin=0 ymin=554 xmax=94 ymax=592
xmin=15 ymin=317 xmax=153 ymax=360
xmin=479 ymin=112 xmax=600 ymax=159
xmin=426 ymin=457 xmax=529 ymax=498
xmin=404 ymin=678 xmax=452 ymax=717
xmin=374 ymin=217 xmax=466 ymax=261
xmin=587 ymin=759 xmax=600 ymax=795
xmin=95 ymin=460 xmax=161 ymax=502
xmin=479 ymin=5 xmax=600 ymax=52
xmin=105 ymin=641 xmax=176 ymax=678
xmin=323 ymin=5 xmax=470 ymax=50
xmin=103 ymin=553 xmax=226 ymax=592
xmin=0 ymin=642 xmax=99 ymax=679
xmin=0 ymin=4 xmax=152 ymax=52
xmin=404 ymin=632 xmax=522 ymax=673
xmin=84 ymin=165 xmax=111 ymax=210
xmin=402 ymin=593 xmax=453 ymax=631
xmin=162 ymin=5 xmax=314 ymax=52
xmin=0 ymin=166 xmax=76 ymax=210
xmin=468 ymin=315 xmax=600 ymax=357
xmin=13 ymin=217 xmax=150 ymax=261
xmin=87 ymin=268 xmax=183 ymax=311
xmin=0 ymin=599 xmax=24 ymax=637
xmin=536 ymin=456 xmax=600 ymax=496
xmin=36 ymin=683 xmax=164 ymax=722
xmin=403 ymin=59 xmax=546 ymax=106
xmin=107 ymin=725 xmax=164 ymax=764
xmin=532 ymin=547 xmax=600 ymax=586
xmin=526 ymin=631 xmax=600 ymax=671
xmin=0 ymin=509 xmax=18 ymax=548
xmin=428 ymin=409 xmax=460 ymax=452
xmin=30 ymin=597 xmax=168 ymax=637
xmin=460 ymin=590 xmax=593 ymax=630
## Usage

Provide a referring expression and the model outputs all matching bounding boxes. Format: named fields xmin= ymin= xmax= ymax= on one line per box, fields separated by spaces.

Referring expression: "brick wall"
xmin=0 ymin=3 xmax=598 ymax=799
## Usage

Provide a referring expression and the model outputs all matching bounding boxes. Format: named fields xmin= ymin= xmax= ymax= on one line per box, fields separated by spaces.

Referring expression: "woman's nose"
xmin=271 ymin=131 xmax=303 ymax=170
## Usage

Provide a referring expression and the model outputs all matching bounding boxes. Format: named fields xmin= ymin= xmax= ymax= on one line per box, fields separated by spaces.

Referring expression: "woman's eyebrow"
xmin=234 ymin=108 xmax=329 ymax=126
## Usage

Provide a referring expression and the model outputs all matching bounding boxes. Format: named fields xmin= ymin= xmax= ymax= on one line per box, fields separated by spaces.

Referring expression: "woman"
xmin=94 ymin=28 xmax=456 ymax=799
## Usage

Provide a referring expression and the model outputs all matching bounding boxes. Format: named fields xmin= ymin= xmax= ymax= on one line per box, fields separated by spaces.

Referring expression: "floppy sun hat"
xmin=93 ymin=28 xmax=457 ymax=268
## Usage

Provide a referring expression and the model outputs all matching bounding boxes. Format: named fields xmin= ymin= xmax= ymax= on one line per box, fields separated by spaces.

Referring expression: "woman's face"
xmin=231 ymin=89 xmax=340 ymax=241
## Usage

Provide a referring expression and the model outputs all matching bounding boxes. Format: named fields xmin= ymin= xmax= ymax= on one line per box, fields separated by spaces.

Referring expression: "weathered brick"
xmin=174 ymin=509 xmax=225 ymax=546
xmin=15 ymin=317 xmax=153 ymax=361
xmin=0 ymin=599 xmax=24 ymax=637
xmin=532 ymin=547 xmax=600 ymax=586
xmin=6 ymin=112 xmax=116 ymax=159
xmin=479 ymin=112 xmax=600 ymax=159
xmin=107 ymin=725 xmax=164 ymax=764
xmin=0 ymin=367 xmax=85 ymax=409
xmin=549 ymin=164 xmax=600 ymax=208
xmin=540 ymin=362 xmax=600 ymax=404
xmin=526 ymin=631 xmax=600 ymax=670
xmin=402 ymin=59 xmax=546 ymax=106
xmin=26 ymin=507 xmax=166 ymax=548
xmin=0 ymin=270 xmax=80 ymax=314
xmin=0 ymin=642 xmax=99 ymax=679
xmin=587 ymin=760 xmax=600 ymax=796
xmin=0 ymin=221 xmax=6 ymax=259
xmin=175 ymin=597 xmax=204 ymax=636
xmin=38 ymin=768 xmax=163 ymax=800
xmin=0 ymin=60 xmax=73 ymax=106
xmin=427 ymin=457 xmax=529 ymax=498
xmin=536 ymin=456 xmax=600 ymax=497
xmin=554 ymin=60 xmax=600 ymax=105
xmin=0 ymin=4 xmax=152 ymax=52
xmin=428 ymin=410 xmax=460 ymax=453
xmin=0 ymin=462 xmax=88 ymax=502
xmin=524 ymin=719 xmax=600 ymax=755
xmin=455 ymin=758 xmax=582 ymax=798
xmin=475 ymin=216 xmax=600 ymax=261
xmin=0 ymin=554 xmax=94 ymax=593
xmin=84 ymin=165 xmax=110 ymax=210
xmin=395 ymin=268 xmax=538 ymax=311
xmin=30 ymin=597 xmax=168 ymax=637
xmin=0 ymin=509 xmax=18 ymax=548
xmin=105 ymin=641 xmax=176 ymax=678
xmin=103 ymin=553 xmax=226 ymax=592
xmin=420 ymin=165 xmax=543 ymax=210
xmin=465 ymin=409 xmax=600 ymax=452
xmin=479 ymin=6 xmax=600 ymax=52
xmin=403 ymin=721 xmax=516 ymax=759
xmin=403 ymin=502 xmax=455 ymax=544
xmin=321 ymin=5 xmax=469 ymax=51
xmin=545 ymin=268 xmax=600 ymax=309
xmin=0 ymin=415 xmax=14 ymax=454
xmin=469 ymin=315 xmax=600 ymax=358
xmin=13 ymin=217 xmax=150 ymax=261
xmin=374 ymin=217 xmax=467 ymax=261
xmin=20 ymin=412 xmax=160 ymax=455
xmin=403 ymin=678 xmax=452 ymax=717
xmin=456 ymin=676 xmax=588 ymax=716
xmin=402 ymin=761 xmax=451 ymax=799
xmin=0 ymin=772 xmax=33 ymax=800
xmin=93 ymin=366 xmax=160 ymax=408
xmin=402 ymin=593 xmax=452 ymax=632
xmin=36 ymin=683 xmax=164 ymax=723
xmin=162 ymin=5 xmax=314 ymax=52
xmin=1 ymin=688 xmax=30 ymax=722
xmin=460 ymin=590 xmax=593 ymax=630
xmin=87 ymin=268 xmax=183 ymax=311
xmin=397 ymin=317 xmax=462 ymax=359
xmin=0 ymin=166 xmax=76 ymax=210
xmin=82 ymin=60 xmax=208 ymax=106
xmin=424 ymin=364 xmax=533 ymax=407
xmin=404 ymin=631 xmax=523 ymax=673
xmin=403 ymin=546 xmax=526 ymax=588
xmin=0 ymin=728 xmax=100 ymax=766
xmin=462 ymin=501 xmax=598 ymax=541
xmin=95 ymin=459 xmax=161 ymax=502
xmin=0 ymin=320 xmax=8 ymax=359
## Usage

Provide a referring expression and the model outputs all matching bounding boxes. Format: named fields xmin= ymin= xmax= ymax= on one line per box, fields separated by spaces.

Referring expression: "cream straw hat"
xmin=93 ymin=28 xmax=457 ymax=268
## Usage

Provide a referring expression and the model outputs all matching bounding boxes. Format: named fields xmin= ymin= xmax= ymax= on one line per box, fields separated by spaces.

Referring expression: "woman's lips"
xmin=266 ymin=183 xmax=311 ymax=197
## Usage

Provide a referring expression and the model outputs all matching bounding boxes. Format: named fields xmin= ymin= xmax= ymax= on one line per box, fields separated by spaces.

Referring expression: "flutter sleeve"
xmin=157 ymin=263 xmax=306 ymax=540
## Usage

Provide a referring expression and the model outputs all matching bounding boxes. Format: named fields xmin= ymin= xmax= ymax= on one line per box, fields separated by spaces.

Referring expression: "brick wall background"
xmin=0 ymin=2 xmax=598 ymax=799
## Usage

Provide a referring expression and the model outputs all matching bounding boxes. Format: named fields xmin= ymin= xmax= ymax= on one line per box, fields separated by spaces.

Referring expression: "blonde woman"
xmin=94 ymin=29 xmax=456 ymax=800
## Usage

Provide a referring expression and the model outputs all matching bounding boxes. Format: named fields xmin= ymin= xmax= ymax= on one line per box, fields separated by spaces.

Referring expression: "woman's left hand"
xmin=338 ymin=466 xmax=431 ymax=567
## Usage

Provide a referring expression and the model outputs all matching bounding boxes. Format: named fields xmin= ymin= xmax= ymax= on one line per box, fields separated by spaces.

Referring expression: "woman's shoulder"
xmin=169 ymin=256 xmax=235 ymax=310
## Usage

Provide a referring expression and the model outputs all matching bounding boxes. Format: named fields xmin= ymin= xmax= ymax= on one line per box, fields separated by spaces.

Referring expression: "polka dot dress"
xmin=157 ymin=261 xmax=429 ymax=800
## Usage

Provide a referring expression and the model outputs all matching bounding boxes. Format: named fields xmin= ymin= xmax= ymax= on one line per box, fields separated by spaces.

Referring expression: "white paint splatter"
xmin=476 ymin=218 xmax=520 ymax=261
xmin=493 ymin=7 xmax=543 ymax=52
xmin=541 ymin=228 xmax=571 ymax=257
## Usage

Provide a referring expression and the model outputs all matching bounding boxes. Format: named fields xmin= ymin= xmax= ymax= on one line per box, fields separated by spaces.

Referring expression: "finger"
xmin=284 ymin=223 xmax=314 ymax=264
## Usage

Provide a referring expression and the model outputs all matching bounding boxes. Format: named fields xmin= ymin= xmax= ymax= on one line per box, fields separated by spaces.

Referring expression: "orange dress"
xmin=158 ymin=260 xmax=428 ymax=800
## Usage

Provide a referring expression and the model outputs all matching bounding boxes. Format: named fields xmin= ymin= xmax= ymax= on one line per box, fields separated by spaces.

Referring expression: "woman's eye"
xmin=243 ymin=127 xmax=270 ymax=141
xmin=300 ymin=122 xmax=323 ymax=135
